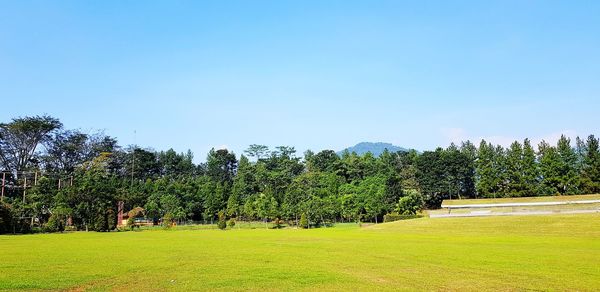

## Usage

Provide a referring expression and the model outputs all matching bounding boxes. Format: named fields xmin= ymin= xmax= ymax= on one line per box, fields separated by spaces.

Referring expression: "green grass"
xmin=2 ymin=214 xmax=600 ymax=291
xmin=442 ymin=193 xmax=600 ymax=206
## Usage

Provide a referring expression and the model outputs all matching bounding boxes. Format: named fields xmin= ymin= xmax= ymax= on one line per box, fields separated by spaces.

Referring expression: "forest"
xmin=0 ymin=115 xmax=599 ymax=233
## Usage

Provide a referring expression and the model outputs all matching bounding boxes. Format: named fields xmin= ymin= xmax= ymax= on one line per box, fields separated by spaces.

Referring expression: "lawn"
xmin=1 ymin=214 xmax=600 ymax=291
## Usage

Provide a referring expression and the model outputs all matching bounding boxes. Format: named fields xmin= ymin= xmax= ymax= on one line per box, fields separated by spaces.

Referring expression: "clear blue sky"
xmin=1 ymin=1 xmax=599 ymax=161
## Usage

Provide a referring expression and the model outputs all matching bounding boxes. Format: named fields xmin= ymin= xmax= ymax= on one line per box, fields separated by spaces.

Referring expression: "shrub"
xmin=45 ymin=213 xmax=65 ymax=232
xmin=299 ymin=213 xmax=308 ymax=229
xmin=162 ymin=213 xmax=174 ymax=229
xmin=126 ymin=216 xmax=136 ymax=230
xmin=272 ymin=218 xmax=284 ymax=229
xmin=383 ymin=213 xmax=424 ymax=223
xmin=227 ymin=218 xmax=236 ymax=229
xmin=396 ymin=189 xmax=425 ymax=215
xmin=0 ymin=203 xmax=12 ymax=234
xmin=217 ymin=211 xmax=227 ymax=230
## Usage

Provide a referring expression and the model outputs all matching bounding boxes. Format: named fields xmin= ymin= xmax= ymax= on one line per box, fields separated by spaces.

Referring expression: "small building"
xmin=117 ymin=205 xmax=154 ymax=226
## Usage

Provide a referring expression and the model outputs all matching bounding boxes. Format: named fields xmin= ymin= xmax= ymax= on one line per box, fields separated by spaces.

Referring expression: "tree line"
xmin=0 ymin=115 xmax=598 ymax=233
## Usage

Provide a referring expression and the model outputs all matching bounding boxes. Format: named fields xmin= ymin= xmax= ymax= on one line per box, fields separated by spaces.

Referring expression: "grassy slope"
xmin=442 ymin=194 xmax=600 ymax=206
xmin=1 ymin=214 xmax=600 ymax=291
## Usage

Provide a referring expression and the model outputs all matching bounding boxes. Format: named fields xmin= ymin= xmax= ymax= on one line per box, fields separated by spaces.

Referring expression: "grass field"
xmin=2 ymin=214 xmax=600 ymax=291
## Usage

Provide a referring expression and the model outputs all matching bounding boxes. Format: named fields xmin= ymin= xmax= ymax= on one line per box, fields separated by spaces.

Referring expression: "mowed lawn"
xmin=2 ymin=214 xmax=600 ymax=291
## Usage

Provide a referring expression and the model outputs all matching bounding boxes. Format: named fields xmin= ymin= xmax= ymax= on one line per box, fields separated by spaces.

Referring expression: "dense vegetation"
xmin=0 ymin=115 xmax=599 ymax=233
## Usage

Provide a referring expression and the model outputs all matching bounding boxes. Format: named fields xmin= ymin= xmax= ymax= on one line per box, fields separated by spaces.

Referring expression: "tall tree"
xmin=556 ymin=135 xmax=579 ymax=194
xmin=579 ymin=135 xmax=600 ymax=193
xmin=42 ymin=130 xmax=89 ymax=174
xmin=521 ymin=138 xmax=540 ymax=196
xmin=244 ymin=144 xmax=269 ymax=161
xmin=505 ymin=141 xmax=525 ymax=197
xmin=0 ymin=115 xmax=62 ymax=176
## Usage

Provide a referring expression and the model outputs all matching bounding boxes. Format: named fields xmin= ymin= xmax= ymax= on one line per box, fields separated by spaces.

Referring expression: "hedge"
xmin=383 ymin=213 xmax=424 ymax=223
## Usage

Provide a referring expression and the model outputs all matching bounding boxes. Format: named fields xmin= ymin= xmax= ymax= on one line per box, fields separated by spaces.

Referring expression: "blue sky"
xmin=1 ymin=1 xmax=599 ymax=161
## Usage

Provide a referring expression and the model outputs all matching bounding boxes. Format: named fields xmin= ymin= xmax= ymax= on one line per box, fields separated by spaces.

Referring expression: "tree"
xmin=309 ymin=150 xmax=340 ymax=172
xmin=538 ymin=140 xmax=561 ymax=195
xmin=68 ymin=153 xmax=117 ymax=231
xmin=521 ymin=139 xmax=540 ymax=196
xmin=580 ymin=135 xmax=600 ymax=193
xmin=505 ymin=141 xmax=525 ymax=197
xmin=358 ymin=176 xmax=386 ymax=224
xmin=416 ymin=149 xmax=447 ymax=207
xmin=206 ymin=148 xmax=237 ymax=193
xmin=42 ymin=130 xmax=90 ymax=174
xmin=299 ymin=212 xmax=308 ymax=229
xmin=217 ymin=210 xmax=227 ymax=230
xmin=0 ymin=115 xmax=62 ymax=177
xmin=254 ymin=193 xmax=278 ymax=229
xmin=395 ymin=189 xmax=424 ymax=215
xmin=245 ymin=144 xmax=269 ymax=161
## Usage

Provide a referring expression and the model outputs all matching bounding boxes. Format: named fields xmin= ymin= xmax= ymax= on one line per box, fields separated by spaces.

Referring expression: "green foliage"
xmin=0 ymin=203 xmax=13 ymax=234
xmin=126 ymin=216 xmax=135 ymax=230
xmin=1 ymin=114 xmax=599 ymax=232
xmin=162 ymin=213 xmax=174 ymax=229
xmin=395 ymin=190 xmax=424 ymax=215
xmin=217 ymin=211 xmax=227 ymax=230
xmin=299 ymin=213 xmax=308 ymax=229
xmin=383 ymin=213 xmax=423 ymax=222
xmin=45 ymin=213 xmax=65 ymax=233
xmin=227 ymin=218 xmax=236 ymax=229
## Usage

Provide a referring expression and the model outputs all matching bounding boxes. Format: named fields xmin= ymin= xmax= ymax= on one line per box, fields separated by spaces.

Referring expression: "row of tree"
xmin=0 ymin=115 xmax=599 ymax=233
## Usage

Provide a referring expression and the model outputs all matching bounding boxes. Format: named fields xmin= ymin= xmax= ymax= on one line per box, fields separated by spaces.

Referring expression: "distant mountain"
xmin=337 ymin=142 xmax=409 ymax=156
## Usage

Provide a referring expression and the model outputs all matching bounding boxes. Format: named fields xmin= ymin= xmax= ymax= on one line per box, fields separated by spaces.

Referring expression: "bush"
xmin=217 ymin=211 xmax=227 ymax=230
xmin=0 ymin=203 xmax=12 ymax=234
xmin=396 ymin=189 xmax=425 ymax=215
xmin=227 ymin=218 xmax=236 ymax=229
xmin=383 ymin=213 xmax=424 ymax=223
xmin=272 ymin=218 xmax=284 ymax=229
xmin=45 ymin=213 xmax=65 ymax=232
xmin=162 ymin=213 xmax=174 ymax=229
xmin=126 ymin=216 xmax=136 ymax=230
xmin=299 ymin=213 xmax=308 ymax=229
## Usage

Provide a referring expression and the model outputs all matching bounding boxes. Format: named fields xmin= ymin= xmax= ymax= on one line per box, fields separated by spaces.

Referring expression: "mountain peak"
xmin=337 ymin=142 xmax=408 ymax=156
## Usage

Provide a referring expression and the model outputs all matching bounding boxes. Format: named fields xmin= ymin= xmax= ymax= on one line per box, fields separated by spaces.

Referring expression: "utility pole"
xmin=131 ymin=130 xmax=136 ymax=188
xmin=1 ymin=173 xmax=5 ymax=202
xmin=23 ymin=176 xmax=27 ymax=203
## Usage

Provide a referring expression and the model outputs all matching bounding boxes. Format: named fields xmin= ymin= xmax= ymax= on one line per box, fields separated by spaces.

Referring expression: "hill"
xmin=337 ymin=142 xmax=408 ymax=156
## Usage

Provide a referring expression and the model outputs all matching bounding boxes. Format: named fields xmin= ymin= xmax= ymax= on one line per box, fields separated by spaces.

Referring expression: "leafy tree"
xmin=43 ymin=130 xmax=90 ymax=174
xmin=522 ymin=139 xmax=540 ymax=196
xmin=0 ymin=202 xmax=13 ymax=234
xmin=395 ymin=189 xmax=424 ymax=215
xmin=227 ymin=218 xmax=236 ymax=229
xmin=309 ymin=150 xmax=340 ymax=172
xmin=538 ymin=140 xmax=561 ymax=195
xmin=505 ymin=141 xmax=525 ymax=197
xmin=299 ymin=212 xmax=308 ymax=229
xmin=580 ymin=135 xmax=600 ymax=193
xmin=217 ymin=210 xmax=227 ymax=230
xmin=206 ymin=148 xmax=238 ymax=184
xmin=555 ymin=135 xmax=579 ymax=194
xmin=0 ymin=115 xmax=62 ymax=177
xmin=416 ymin=149 xmax=447 ymax=207
xmin=68 ymin=153 xmax=117 ymax=231
xmin=244 ymin=144 xmax=269 ymax=161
